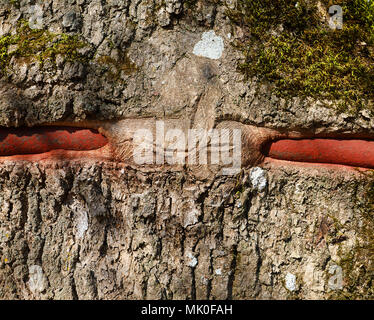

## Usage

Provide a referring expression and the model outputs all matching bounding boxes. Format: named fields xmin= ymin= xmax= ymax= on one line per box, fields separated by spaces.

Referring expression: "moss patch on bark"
xmin=0 ymin=20 xmax=88 ymax=75
xmin=227 ymin=0 xmax=374 ymax=114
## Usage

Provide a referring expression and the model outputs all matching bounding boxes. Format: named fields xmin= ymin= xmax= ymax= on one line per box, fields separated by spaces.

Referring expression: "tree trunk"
xmin=0 ymin=0 xmax=373 ymax=299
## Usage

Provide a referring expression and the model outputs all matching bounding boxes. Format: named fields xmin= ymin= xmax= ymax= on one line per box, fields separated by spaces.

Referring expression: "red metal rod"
xmin=268 ymin=139 xmax=374 ymax=169
xmin=0 ymin=127 xmax=108 ymax=156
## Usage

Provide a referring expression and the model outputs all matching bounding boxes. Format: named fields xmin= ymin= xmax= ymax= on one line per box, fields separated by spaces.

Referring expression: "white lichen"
xmin=285 ymin=272 xmax=297 ymax=292
xmin=187 ymin=252 xmax=198 ymax=268
xmin=193 ymin=30 xmax=224 ymax=60
xmin=250 ymin=167 xmax=267 ymax=191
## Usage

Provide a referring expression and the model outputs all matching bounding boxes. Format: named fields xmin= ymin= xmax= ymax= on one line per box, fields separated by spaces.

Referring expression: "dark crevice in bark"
xmin=53 ymin=169 xmax=75 ymax=222
xmin=254 ymin=235 xmax=263 ymax=298
xmin=156 ymin=238 xmax=162 ymax=258
xmin=196 ymin=189 xmax=208 ymax=223
xmin=206 ymin=249 xmax=213 ymax=300
xmin=89 ymin=270 xmax=99 ymax=299
xmin=190 ymin=266 xmax=196 ymax=300
xmin=71 ymin=276 xmax=78 ymax=300
xmin=161 ymin=287 xmax=168 ymax=300
xmin=142 ymin=277 xmax=148 ymax=300
xmin=99 ymin=225 xmax=108 ymax=257
xmin=227 ymin=244 xmax=238 ymax=300
xmin=180 ymin=227 xmax=186 ymax=257
xmin=214 ymin=201 xmax=226 ymax=242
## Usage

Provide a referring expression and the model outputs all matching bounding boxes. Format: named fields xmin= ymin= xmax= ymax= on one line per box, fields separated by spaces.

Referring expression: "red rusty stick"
xmin=0 ymin=127 xmax=108 ymax=156
xmin=268 ymin=139 xmax=374 ymax=169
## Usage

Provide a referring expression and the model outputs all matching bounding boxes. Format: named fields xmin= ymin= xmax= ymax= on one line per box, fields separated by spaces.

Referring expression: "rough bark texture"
xmin=0 ymin=0 xmax=373 ymax=299
xmin=0 ymin=160 xmax=371 ymax=299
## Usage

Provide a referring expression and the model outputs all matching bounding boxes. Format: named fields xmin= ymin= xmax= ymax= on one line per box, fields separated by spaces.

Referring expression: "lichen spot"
xmin=192 ymin=30 xmax=224 ymax=60
xmin=285 ymin=272 xmax=297 ymax=292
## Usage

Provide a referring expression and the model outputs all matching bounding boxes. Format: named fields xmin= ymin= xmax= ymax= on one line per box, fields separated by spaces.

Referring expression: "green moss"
xmin=96 ymin=50 xmax=137 ymax=82
xmin=0 ymin=20 xmax=88 ymax=75
xmin=227 ymin=0 xmax=374 ymax=113
xmin=0 ymin=34 xmax=14 ymax=71
xmin=184 ymin=0 xmax=199 ymax=9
